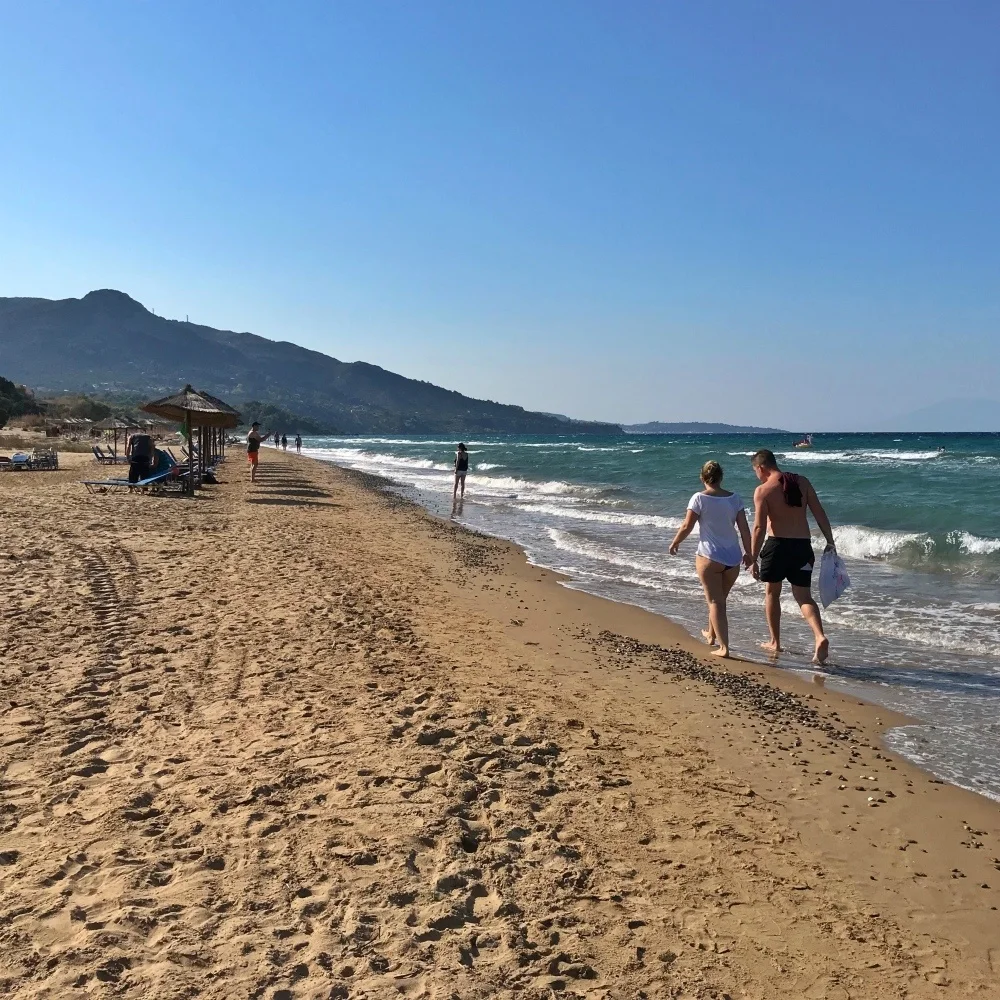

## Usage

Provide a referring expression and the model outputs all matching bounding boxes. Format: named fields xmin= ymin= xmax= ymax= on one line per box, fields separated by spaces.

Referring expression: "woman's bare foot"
xmin=812 ymin=636 xmax=830 ymax=665
xmin=701 ymin=629 xmax=717 ymax=645
xmin=760 ymin=639 xmax=782 ymax=655
xmin=711 ymin=646 xmax=730 ymax=658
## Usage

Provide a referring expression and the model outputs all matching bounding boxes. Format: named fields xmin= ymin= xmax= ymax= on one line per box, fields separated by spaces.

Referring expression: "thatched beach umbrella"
xmin=93 ymin=416 xmax=134 ymax=458
xmin=197 ymin=391 xmax=242 ymax=464
xmin=140 ymin=385 xmax=240 ymax=494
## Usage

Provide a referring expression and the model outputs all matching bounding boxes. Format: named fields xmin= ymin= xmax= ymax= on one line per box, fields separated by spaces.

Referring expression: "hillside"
xmin=0 ymin=376 xmax=43 ymax=428
xmin=0 ymin=290 xmax=619 ymax=435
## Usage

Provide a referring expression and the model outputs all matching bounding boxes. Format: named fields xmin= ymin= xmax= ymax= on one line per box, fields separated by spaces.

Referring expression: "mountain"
xmin=624 ymin=421 xmax=790 ymax=434
xmin=0 ymin=290 xmax=620 ymax=435
xmin=884 ymin=398 xmax=1000 ymax=433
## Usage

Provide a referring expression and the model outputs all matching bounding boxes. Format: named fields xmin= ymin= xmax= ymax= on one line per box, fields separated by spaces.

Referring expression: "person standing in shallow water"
xmin=749 ymin=448 xmax=835 ymax=664
xmin=453 ymin=443 xmax=469 ymax=501
xmin=669 ymin=461 xmax=752 ymax=659
xmin=295 ymin=434 xmax=302 ymax=454
xmin=281 ymin=434 xmax=287 ymax=451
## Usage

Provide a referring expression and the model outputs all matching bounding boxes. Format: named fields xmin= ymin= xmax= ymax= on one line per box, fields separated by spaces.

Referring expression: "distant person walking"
xmin=281 ymin=434 xmax=288 ymax=451
xmin=274 ymin=431 xmax=282 ymax=448
xmin=125 ymin=432 xmax=154 ymax=484
xmin=247 ymin=422 xmax=265 ymax=482
xmin=669 ymin=461 xmax=752 ymax=659
xmin=749 ymin=449 xmax=835 ymax=664
xmin=453 ymin=443 xmax=469 ymax=501
xmin=295 ymin=434 xmax=302 ymax=453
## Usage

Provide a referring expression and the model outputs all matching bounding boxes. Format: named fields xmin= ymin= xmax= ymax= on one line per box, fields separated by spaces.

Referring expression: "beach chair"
xmin=31 ymin=448 xmax=59 ymax=470
xmin=81 ymin=468 xmax=179 ymax=494
xmin=92 ymin=445 xmax=119 ymax=465
xmin=10 ymin=452 xmax=31 ymax=471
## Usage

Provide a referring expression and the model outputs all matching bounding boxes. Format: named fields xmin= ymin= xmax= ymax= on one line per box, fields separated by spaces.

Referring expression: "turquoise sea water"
xmin=302 ymin=432 xmax=1000 ymax=801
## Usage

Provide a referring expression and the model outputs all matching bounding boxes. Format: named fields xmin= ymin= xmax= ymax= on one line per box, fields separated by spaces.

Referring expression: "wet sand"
xmin=1 ymin=449 xmax=998 ymax=999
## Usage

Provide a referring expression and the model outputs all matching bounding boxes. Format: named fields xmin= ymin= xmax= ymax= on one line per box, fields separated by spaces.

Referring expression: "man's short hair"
xmin=751 ymin=449 xmax=778 ymax=469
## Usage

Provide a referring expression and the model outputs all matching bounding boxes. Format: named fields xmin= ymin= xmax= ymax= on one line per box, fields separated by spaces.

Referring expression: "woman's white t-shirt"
xmin=687 ymin=491 xmax=744 ymax=567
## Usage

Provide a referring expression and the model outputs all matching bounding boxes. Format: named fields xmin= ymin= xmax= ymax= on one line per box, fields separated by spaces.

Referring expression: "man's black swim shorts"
xmin=759 ymin=537 xmax=815 ymax=588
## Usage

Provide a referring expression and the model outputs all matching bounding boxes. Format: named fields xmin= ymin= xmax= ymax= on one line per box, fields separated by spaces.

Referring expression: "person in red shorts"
xmin=246 ymin=422 xmax=267 ymax=482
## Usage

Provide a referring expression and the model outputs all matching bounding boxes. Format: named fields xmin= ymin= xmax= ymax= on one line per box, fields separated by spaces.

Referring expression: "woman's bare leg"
xmin=696 ymin=558 xmax=738 ymax=657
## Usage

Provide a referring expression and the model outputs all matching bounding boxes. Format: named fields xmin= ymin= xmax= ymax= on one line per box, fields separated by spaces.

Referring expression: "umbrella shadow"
xmin=245 ymin=497 xmax=345 ymax=509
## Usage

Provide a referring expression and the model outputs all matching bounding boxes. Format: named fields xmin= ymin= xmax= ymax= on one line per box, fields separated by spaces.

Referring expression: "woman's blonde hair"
xmin=701 ymin=460 xmax=724 ymax=487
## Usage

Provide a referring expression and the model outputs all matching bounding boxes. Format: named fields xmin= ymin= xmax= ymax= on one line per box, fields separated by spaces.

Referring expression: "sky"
xmin=1 ymin=1 xmax=998 ymax=429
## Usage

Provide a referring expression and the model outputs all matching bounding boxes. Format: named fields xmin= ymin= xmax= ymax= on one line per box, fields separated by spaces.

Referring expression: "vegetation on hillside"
xmin=0 ymin=377 xmax=43 ymax=429
xmin=238 ymin=401 xmax=332 ymax=434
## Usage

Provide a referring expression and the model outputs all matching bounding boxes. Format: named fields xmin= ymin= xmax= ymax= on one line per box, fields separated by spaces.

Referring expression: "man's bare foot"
xmin=812 ymin=636 xmax=830 ymax=665
xmin=701 ymin=629 xmax=717 ymax=645
xmin=760 ymin=640 xmax=782 ymax=654
xmin=711 ymin=646 xmax=730 ymax=658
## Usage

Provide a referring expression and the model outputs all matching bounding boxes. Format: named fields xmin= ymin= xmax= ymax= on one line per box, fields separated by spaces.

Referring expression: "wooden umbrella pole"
xmin=186 ymin=412 xmax=194 ymax=495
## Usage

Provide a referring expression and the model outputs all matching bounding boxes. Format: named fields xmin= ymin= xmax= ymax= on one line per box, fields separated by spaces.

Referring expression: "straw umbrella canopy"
xmin=93 ymin=416 xmax=135 ymax=458
xmin=140 ymin=386 xmax=240 ymax=493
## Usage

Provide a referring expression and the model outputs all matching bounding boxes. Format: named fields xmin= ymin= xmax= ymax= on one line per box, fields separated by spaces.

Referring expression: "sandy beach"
xmin=1 ymin=449 xmax=998 ymax=999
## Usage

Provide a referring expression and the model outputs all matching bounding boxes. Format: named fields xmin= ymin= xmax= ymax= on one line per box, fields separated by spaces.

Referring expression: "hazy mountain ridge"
xmin=624 ymin=420 xmax=790 ymax=434
xmin=0 ymin=290 xmax=620 ymax=435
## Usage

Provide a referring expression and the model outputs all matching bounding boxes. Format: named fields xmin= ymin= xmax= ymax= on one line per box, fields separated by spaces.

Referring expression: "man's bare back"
xmin=755 ymin=473 xmax=816 ymax=539
xmin=749 ymin=452 xmax=835 ymax=665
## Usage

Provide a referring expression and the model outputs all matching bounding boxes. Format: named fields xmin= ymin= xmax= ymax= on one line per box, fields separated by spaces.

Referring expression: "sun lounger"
xmin=81 ymin=468 xmax=179 ymax=494
xmin=92 ymin=445 xmax=122 ymax=465
xmin=31 ymin=448 xmax=59 ymax=471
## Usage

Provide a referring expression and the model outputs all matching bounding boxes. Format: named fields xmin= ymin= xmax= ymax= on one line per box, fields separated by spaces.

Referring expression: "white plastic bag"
xmin=819 ymin=548 xmax=851 ymax=608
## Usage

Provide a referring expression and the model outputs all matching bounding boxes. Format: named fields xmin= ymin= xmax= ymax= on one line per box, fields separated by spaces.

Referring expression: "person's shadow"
xmin=451 ymin=497 xmax=465 ymax=519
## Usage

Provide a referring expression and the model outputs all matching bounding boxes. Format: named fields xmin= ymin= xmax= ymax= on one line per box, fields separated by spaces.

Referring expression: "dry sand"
xmin=1 ymin=449 xmax=998 ymax=999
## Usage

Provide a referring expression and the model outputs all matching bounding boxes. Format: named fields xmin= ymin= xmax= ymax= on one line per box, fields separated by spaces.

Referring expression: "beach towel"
xmin=819 ymin=549 xmax=851 ymax=608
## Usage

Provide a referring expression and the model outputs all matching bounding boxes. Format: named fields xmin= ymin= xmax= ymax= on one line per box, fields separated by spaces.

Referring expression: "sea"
xmin=300 ymin=432 xmax=1000 ymax=802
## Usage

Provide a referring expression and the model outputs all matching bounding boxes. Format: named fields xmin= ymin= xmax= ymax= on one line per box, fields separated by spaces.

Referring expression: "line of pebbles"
xmin=587 ymin=630 xmax=855 ymax=743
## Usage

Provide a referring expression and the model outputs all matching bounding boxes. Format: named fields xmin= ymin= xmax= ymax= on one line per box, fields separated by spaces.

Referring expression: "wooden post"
xmin=186 ymin=412 xmax=194 ymax=495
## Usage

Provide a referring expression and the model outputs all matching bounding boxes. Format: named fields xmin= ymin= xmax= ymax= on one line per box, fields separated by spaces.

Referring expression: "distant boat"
xmin=793 ymin=433 xmax=814 ymax=449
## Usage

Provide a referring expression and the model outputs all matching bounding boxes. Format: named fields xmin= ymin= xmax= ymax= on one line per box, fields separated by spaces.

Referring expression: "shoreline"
xmin=1 ymin=448 xmax=998 ymax=997
xmin=325 ymin=454 xmax=992 ymax=797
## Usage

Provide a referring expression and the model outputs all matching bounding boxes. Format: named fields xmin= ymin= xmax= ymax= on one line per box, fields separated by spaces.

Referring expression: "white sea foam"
xmin=832 ymin=525 xmax=929 ymax=561
xmin=546 ymin=528 xmax=694 ymax=580
xmin=777 ymin=449 xmax=944 ymax=464
xmin=518 ymin=503 xmax=682 ymax=530
xmin=307 ymin=448 xmax=453 ymax=472
xmin=949 ymin=530 xmax=1000 ymax=555
xmin=303 ymin=447 xmax=604 ymax=503
xmin=577 ymin=446 xmax=618 ymax=452
xmin=476 ymin=462 xmax=503 ymax=471
xmin=312 ymin=437 xmax=459 ymax=446
xmin=470 ymin=475 xmax=591 ymax=496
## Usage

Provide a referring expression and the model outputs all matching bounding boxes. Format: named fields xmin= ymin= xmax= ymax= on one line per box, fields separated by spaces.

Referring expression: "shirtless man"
xmin=246 ymin=422 xmax=268 ymax=482
xmin=749 ymin=449 xmax=835 ymax=664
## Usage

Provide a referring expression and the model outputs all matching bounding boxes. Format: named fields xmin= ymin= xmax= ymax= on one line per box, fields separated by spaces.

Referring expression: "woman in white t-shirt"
xmin=669 ymin=461 xmax=752 ymax=658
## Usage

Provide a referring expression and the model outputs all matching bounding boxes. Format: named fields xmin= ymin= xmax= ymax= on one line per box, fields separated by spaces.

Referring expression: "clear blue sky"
xmin=1 ymin=1 xmax=997 ymax=429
